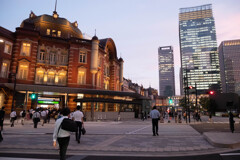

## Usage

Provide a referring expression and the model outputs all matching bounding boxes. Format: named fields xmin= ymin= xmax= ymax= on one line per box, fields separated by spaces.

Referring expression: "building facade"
xmin=179 ymin=4 xmax=221 ymax=94
xmin=0 ymin=11 xmax=146 ymax=120
xmin=158 ymin=46 xmax=175 ymax=96
xmin=219 ymin=39 xmax=240 ymax=95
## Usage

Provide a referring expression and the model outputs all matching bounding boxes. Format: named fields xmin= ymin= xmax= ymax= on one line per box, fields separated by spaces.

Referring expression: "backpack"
xmin=22 ymin=112 xmax=26 ymax=117
xmin=60 ymin=118 xmax=78 ymax=132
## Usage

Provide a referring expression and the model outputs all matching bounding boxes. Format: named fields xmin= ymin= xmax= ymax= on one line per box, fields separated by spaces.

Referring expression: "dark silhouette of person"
xmin=229 ymin=111 xmax=235 ymax=133
xmin=0 ymin=106 xmax=5 ymax=142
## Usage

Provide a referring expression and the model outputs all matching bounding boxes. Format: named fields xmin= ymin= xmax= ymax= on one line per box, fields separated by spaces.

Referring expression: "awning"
xmin=74 ymin=97 xmax=142 ymax=104
xmin=1 ymin=83 xmax=150 ymax=99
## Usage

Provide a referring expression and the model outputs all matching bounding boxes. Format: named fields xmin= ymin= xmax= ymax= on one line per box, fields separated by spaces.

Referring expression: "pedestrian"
xmin=41 ymin=109 xmax=47 ymax=126
xmin=72 ymin=105 xmax=84 ymax=144
xmin=53 ymin=107 xmax=71 ymax=160
xmin=0 ymin=107 xmax=5 ymax=130
xmin=10 ymin=109 xmax=17 ymax=127
xmin=19 ymin=110 xmax=26 ymax=125
xmin=26 ymin=110 xmax=31 ymax=120
xmin=229 ymin=111 xmax=235 ymax=133
xmin=32 ymin=109 xmax=41 ymax=128
xmin=209 ymin=112 xmax=212 ymax=122
xmin=0 ymin=106 xmax=5 ymax=142
xmin=47 ymin=109 xmax=51 ymax=123
xmin=29 ymin=108 xmax=33 ymax=119
xmin=198 ymin=112 xmax=202 ymax=122
xmin=150 ymin=106 xmax=160 ymax=136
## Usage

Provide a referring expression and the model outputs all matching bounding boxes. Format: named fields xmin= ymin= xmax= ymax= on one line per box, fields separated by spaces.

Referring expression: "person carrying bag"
xmin=53 ymin=107 xmax=76 ymax=160
xmin=33 ymin=109 xmax=41 ymax=128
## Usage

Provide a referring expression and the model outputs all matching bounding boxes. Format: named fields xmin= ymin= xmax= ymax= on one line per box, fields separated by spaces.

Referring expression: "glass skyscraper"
xmin=219 ymin=39 xmax=240 ymax=95
xmin=158 ymin=46 xmax=175 ymax=96
xmin=179 ymin=4 xmax=221 ymax=94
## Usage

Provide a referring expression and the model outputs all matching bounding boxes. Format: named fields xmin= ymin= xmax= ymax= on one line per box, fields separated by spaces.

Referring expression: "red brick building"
xmin=0 ymin=11 xmax=145 ymax=120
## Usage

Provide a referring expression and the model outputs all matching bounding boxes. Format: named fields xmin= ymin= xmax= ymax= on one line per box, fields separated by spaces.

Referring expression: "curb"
xmin=203 ymin=132 xmax=240 ymax=149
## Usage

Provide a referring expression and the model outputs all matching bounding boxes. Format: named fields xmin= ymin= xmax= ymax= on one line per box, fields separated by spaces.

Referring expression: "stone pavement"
xmin=0 ymin=117 xmax=239 ymax=158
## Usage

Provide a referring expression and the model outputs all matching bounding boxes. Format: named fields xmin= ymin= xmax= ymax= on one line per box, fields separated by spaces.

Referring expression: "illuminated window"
xmin=58 ymin=72 xmax=66 ymax=85
xmin=46 ymin=29 xmax=51 ymax=35
xmin=104 ymin=80 xmax=109 ymax=90
xmin=0 ymin=62 xmax=9 ymax=78
xmin=35 ymin=69 xmax=44 ymax=83
xmin=18 ymin=64 xmax=29 ymax=80
xmin=78 ymin=68 xmax=86 ymax=85
xmin=79 ymin=52 xmax=86 ymax=63
xmin=97 ymin=72 xmax=101 ymax=87
xmin=21 ymin=42 xmax=31 ymax=56
xmin=4 ymin=43 xmax=12 ymax=54
xmin=57 ymin=31 xmax=61 ymax=37
xmin=47 ymin=71 xmax=55 ymax=84
xmin=52 ymin=30 xmax=57 ymax=37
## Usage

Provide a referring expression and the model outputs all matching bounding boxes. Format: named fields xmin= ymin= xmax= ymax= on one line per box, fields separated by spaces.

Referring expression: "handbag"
xmin=81 ymin=127 xmax=86 ymax=135
xmin=61 ymin=118 xmax=78 ymax=132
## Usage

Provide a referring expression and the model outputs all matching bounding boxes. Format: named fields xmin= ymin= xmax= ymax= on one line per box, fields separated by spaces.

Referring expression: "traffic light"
xmin=185 ymin=86 xmax=194 ymax=89
xmin=31 ymin=93 xmax=36 ymax=99
xmin=209 ymin=91 xmax=214 ymax=95
xmin=169 ymin=99 xmax=173 ymax=104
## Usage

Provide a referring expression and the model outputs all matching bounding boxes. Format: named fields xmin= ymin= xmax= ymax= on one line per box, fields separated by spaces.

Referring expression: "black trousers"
xmin=75 ymin=121 xmax=82 ymax=141
xmin=57 ymin=136 xmax=70 ymax=160
xmin=33 ymin=118 xmax=39 ymax=128
xmin=152 ymin=119 xmax=159 ymax=135
xmin=0 ymin=130 xmax=3 ymax=141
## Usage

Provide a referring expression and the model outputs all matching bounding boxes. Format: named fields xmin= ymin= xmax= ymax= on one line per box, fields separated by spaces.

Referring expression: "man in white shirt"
xmin=150 ymin=106 xmax=160 ymax=136
xmin=53 ymin=107 xmax=71 ymax=160
xmin=72 ymin=105 xmax=84 ymax=144
xmin=10 ymin=110 xmax=17 ymax=127
xmin=41 ymin=109 xmax=47 ymax=126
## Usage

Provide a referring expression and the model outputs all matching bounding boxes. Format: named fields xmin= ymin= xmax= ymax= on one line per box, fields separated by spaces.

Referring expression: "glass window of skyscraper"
xmin=179 ymin=4 xmax=221 ymax=94
xmin=158 ymin=46 xmax=175 ymax=96
xmin=219 ymin=39 xmax=240 ymax=95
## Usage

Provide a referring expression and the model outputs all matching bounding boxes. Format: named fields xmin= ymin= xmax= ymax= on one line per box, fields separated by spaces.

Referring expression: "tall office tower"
xmin=219 ymin=39 xmax=240 ymax=95
xmin=179 ymin=4 xmax=221 ymax=94
xmin=158 ymin=46 xmax=175 ymax=96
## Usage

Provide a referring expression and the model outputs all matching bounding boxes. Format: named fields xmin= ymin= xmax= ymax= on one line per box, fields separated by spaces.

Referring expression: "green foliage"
xmin=199 ymin=97 xmax=217 ymax=114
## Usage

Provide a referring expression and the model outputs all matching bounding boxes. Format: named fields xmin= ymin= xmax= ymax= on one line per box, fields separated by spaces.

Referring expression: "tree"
xmin=179 ymin=97 xmax=194 ymax=111
xmin=199 ymin=97 xmax=210 ymax=111
xmin=199 ymin=97 xmax=217 ymax=115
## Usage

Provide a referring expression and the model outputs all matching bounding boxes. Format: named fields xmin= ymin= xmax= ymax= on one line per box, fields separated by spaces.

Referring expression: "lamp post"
xmin=11 ymin=65 xmax=18 ymax=111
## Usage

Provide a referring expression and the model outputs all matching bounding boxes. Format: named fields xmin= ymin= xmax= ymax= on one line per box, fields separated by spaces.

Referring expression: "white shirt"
xmin=10 ymin=111 xmax=17 ymax=118
xmin=73 ymin=110 xmax=84 ymax=122
xmin=53 ymin=116 xmax=71 ymax=142
xmin=41 ymin=110 xmax=47 ymax=117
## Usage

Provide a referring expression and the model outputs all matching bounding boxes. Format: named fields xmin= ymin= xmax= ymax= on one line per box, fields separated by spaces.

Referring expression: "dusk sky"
xmin=1 ymin=0 xmax=240 ymax=95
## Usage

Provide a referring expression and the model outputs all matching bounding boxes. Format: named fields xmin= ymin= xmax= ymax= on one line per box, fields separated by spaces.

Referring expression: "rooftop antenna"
xmin=94 ymin=29 xmax=97 ymax=36
xmin=54 ymin=0 xmax=58 ymax=12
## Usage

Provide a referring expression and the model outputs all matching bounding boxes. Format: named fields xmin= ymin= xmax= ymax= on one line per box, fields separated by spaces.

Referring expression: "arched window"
xmin=78 ymin=67 xmax=86 ymax=85
xmin=17 ymin=62 xmax=29 ymax=80
xmin=47 ymin=71 xmax=55 ymax=84
xmin=58 ymin=71 xmax=67 ymax=85
xmin=35 ymin=68 xmax=45 ymax=84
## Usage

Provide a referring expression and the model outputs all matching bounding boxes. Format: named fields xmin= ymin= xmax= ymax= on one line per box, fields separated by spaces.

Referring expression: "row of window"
xmin=46 ymin=29 xmax=61 ymax=37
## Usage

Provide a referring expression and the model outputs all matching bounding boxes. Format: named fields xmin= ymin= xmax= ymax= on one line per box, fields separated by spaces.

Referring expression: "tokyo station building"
xmin=0 ymin=11 xmax=148 ymax=120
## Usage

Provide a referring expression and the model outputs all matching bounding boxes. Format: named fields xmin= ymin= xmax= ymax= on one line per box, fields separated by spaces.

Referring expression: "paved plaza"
xmin=0 ymin=116 xmax=240 ymax=159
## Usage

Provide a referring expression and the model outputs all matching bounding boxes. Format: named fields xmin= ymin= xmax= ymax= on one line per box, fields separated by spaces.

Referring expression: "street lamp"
xmin=11 ymin=65 xmax=18 ymax=111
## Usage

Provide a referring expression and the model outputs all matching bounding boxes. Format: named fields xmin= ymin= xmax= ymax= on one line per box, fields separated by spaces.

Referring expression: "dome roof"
xmin=20 ymin=11 xmax=83 ymax=39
